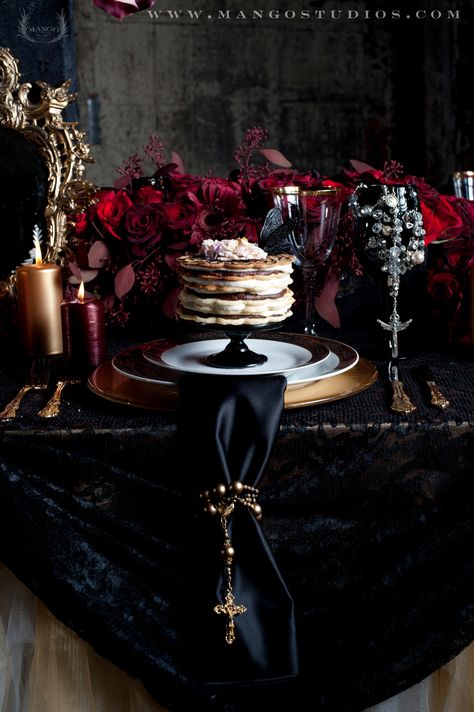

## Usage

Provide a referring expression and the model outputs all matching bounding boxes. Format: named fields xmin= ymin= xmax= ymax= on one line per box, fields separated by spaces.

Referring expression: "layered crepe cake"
xmin=176 ymin=238 xmax=295 ymax=326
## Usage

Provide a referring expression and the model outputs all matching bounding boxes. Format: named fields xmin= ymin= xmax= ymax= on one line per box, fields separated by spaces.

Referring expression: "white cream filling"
xmin=181 ymin=291 xmax=294 ymax=315
xmin=178 ymin=308 xmax=293 ymax=325
xmin=182 ymin=275 xmax=293 ymax=292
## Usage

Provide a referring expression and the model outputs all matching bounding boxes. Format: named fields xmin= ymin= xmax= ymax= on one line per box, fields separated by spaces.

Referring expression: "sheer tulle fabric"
xmin=1 ymin=564 xmax=473 ymax=712
xmin=0 ymin=565 xmax=166 ymax=712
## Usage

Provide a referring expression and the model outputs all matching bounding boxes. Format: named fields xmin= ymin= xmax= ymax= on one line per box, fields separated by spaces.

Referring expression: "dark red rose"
xmin=93 ymin=0 xmax=155 ymax=20
xmin=258 ymin=170 xmax=298 ymax=191
xmin=427 ymin=270 xmax=462 ymax=306
xmin=96 ymin=190 xmax=133 ymax=239
xmin=72 ymin=211 xmax=89 ymax=237
xmin=168 ymin=173 xmax=202 ymax=198
xmin=292 ymin=172 xmax=323 ymax=189
xmin=421 ymin=194 xmax=465 ymax=245
xmin=135 ymin=185 xmax=164 ymax=206
xmin=343 ymin=166 xmax=385 ymax=186
xmin=200 ymin=178 xmax=245 ymax=213
xmin=162 ymin=200 xmax=198 ymax=231
xmin=125 ymin=204 xmax=165 ymax=257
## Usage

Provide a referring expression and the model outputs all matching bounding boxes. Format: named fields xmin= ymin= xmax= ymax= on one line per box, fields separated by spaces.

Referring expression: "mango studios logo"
xmin=17 ymin=9 xmax=69 ymax=44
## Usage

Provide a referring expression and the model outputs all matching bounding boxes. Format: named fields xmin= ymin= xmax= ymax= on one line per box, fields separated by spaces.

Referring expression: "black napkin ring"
xmin=200 ymin=482 xmax=262 ymax=645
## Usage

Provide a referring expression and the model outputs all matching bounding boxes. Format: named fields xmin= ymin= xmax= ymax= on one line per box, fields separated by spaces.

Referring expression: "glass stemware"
xmin=272 ymin=186 xmax=343 ymax=335
xmin=348 ymin=182 xmax=425 ymax=359
xmin=452 ymin=171 xmax=474 ymax=200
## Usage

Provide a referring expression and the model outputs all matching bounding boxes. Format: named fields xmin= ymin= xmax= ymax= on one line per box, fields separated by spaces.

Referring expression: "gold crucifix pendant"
xmin=214 ymin=593 xmax=247 ymax=645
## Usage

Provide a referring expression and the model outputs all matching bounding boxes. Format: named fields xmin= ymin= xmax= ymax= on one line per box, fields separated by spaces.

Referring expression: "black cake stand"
xmin=196 ymin=322 xmax=284 ymax=369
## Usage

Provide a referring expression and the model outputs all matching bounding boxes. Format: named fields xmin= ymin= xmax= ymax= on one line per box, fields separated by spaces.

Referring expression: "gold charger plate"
xmin=88 ymin=358 xmax=378 ymax=412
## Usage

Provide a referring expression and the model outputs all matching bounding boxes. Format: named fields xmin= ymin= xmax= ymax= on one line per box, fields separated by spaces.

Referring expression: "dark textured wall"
xmin=1 ymin=2 xmax=473 ymax=188
xmin=71 ymin=0 xmax=474 ymax=189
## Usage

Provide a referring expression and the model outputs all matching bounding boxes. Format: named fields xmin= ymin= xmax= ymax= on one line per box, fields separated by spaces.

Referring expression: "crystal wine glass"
xmin=272 ymin=186 xmax=343 ymax=335
xmin=452 ymin=171 xmax=474 ymax=200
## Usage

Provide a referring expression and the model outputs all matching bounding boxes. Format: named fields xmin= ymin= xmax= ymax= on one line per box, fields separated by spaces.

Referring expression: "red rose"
xmin=96 ymin=190 xmax=133 ymax=239
xmin=258 ymin=170 xmax=298 ymax=191
xmin=72 ymin=211 xmax=89 ymax=237
xmin=200 ymin=178 xmax=245 ymax=213
xmin=292 ymin=172 xmax=322 ymax=189
xmin=125 ymin=204 xmax=165 ymax=257
xmin=421 ymin=195 xmax=465 ymax=245
xmin=163 ymin=200 xmax=198 ymax=231
xmin=135 ymin=185 xmax=164 ymax=206
xmin=168 ymin=173 xmax=202 ymax=198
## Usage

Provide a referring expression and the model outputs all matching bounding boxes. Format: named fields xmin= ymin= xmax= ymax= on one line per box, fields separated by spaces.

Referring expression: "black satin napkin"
xmin=178 ymin=373 xmax=299 ymax=687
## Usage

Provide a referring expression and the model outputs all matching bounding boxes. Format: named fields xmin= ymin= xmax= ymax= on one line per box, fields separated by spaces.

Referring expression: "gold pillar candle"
xmin=16 ymin=263 xmax=64 ymax=355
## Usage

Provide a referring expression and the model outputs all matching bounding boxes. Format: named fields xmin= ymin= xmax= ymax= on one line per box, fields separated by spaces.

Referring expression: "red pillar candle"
xmin=61 ymin=283 xmax=106 ymax=372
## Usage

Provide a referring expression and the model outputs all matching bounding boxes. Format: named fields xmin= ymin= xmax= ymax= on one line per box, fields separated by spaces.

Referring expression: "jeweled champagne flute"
xmin=348 ymin=182 xmax=425 ymax=358
xmin=272 ymin=186 xmax=343 ymax=335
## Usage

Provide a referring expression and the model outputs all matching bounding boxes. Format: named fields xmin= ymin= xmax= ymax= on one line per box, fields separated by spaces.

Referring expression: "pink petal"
xmin=68 ymin=261 xmax=82 ymax=280
xmin=114 ymin=264 xmax=135 ymax=299
xmin=88 ymin=240 xmax=110 ymax=268
xmin=93 ymin=0 xmax=154 ymax=19
xmin=349 ymin=159 xmax=378 ymax=174
xmin=171 ymin=151 xmax=185 ymax=174
xmin=259 ymin=148 xmax=293 ymax=168
xmin=68 ymin=269 xmax=99 ymax=284
xmin=114 ymin=175 xmax=132 ymax=190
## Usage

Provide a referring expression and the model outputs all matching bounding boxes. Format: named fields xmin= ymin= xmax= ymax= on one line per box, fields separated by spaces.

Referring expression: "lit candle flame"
xmin=34 ymin=237 xmax=43 ymax=266
xmin=78 ymin=282 xmax=85 ymax=303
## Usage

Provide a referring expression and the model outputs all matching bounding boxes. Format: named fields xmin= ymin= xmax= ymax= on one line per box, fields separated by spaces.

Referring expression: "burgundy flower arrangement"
xmin=67 ymin=133 xmax=474 ymax=344
xmin=66 ymin=128 xmax=356 ymax=330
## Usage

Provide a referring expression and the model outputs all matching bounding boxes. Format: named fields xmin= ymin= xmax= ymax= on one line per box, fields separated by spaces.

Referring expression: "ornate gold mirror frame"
xmin=0 ymin=47 xmax=97 ymax=304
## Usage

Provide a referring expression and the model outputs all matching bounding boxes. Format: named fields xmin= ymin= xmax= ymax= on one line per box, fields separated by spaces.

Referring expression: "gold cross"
xmin=214 ymin=593 xmax=247 ymax=645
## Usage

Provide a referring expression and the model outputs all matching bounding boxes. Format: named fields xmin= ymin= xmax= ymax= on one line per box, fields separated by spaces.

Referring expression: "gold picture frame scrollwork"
xmin=0 ymin=46 xmax=97 ymax=305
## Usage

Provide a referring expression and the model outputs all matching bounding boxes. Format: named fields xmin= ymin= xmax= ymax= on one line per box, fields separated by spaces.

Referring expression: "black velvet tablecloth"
xmin=0 ymin=324 xmax=473 ymax=712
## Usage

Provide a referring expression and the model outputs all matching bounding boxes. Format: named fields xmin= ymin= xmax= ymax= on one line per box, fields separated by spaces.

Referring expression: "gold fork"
xmin=37 ymin=375 xmax=81 ymax=418
xmin=0 ymin=358 xmax=50 ymax=420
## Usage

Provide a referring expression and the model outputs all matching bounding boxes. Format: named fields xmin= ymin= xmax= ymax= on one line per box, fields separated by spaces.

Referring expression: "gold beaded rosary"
xmin=200 ymin=481 xmax=262 ymax=645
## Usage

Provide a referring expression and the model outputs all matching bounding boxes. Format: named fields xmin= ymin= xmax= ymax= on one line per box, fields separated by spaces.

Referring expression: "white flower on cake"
xmin=199 ymin=237 xmax=268 ymax=261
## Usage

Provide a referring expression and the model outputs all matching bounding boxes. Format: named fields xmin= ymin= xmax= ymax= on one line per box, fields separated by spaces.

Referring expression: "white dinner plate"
xmin=112 ymin=333 xmax=359 ymax=390
xmin=143 ymin=337 xmax=330 ymax=376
